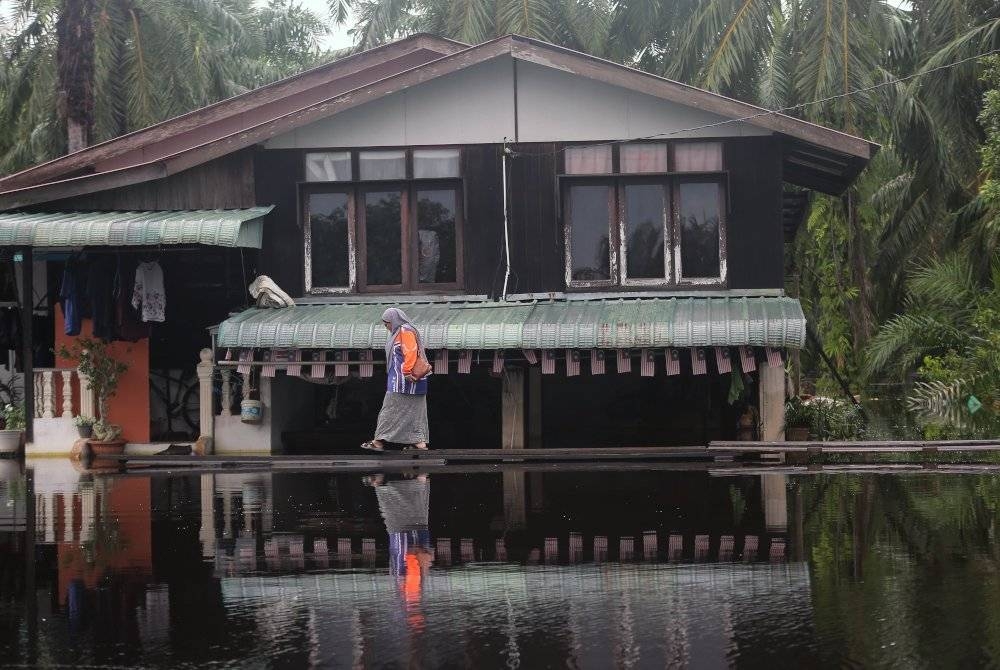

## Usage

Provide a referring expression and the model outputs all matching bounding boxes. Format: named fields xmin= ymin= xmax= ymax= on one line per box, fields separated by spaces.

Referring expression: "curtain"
xmin=305 ymin=152 xmax=351 ymax=181
xmin=413 ymin=149 xmax=460 ymax=178
xmin=620 ymin=144 xmax=668 ymax=173
xmin=359 ymin=150 xmax=406 ymax=180
xmin=565 ymin=145 xmax=612 ymax=174
xmin=674 ymin=142 xmax=723 ymax=172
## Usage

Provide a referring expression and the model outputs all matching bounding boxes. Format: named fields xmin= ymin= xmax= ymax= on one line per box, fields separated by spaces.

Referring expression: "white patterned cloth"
xmin=131 ymin=261 xmax=166 ymax=323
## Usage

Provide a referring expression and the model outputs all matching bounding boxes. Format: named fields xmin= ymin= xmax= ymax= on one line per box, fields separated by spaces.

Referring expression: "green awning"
xmin=216 ymin=296 xmax=806 ymax=350
xmin=0 ymin=207 xmax=273 ymax=248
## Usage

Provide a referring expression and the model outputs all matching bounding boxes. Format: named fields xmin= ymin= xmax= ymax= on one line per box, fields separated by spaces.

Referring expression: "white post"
xmin=220 ymin=369 xmax=232 ymax=416
xmin=78 ymin=369 xmax=96 ymax=420
xmin=197 ymin=349 xmax=215 ymax=440
xmin=60 ymin=370 xmax=74 ymax=418
xmin=41 ymin=370 xmax=54 ymax=418
xmin=33 ymin=373 xmax=41 ymax=419
xmin=79 ymin=486 xmax=95 ymax=543
xmin=199 ymin=474 xmax=216 ymax=558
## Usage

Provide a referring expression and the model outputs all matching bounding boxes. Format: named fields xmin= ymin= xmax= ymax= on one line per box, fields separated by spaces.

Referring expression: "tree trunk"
xmin=844 ymin=190 xmax=874 ymax=352
xmin=56 ymin=0 xmax=97 ymax=153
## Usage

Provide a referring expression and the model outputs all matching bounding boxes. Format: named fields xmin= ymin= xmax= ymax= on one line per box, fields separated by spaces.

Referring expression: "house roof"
xmin=215 ymin=296 xmax=807 ymax=350
xmin=0 ymin=207 xmax=272 ymax=248
xmin=0 ymin=34 xmax=878 ymax=209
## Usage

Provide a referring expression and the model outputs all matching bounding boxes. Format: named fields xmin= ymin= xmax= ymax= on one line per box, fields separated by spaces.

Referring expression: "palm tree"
xmin=0 ymin=0 xmax=328 ymax=173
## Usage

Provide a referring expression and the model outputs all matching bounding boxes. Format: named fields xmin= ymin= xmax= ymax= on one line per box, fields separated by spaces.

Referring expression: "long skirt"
xmin=374 ymin=392 xmax=429 ymax=444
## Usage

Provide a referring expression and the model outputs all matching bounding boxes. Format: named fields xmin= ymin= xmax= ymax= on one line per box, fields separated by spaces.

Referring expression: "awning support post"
xmin=19 ymin=247 xmax=33 ymax=444
xmin=758 ymin=364 xmax=785 ymax=444
xmin=196 ymin=348 xmax=215 ymax=455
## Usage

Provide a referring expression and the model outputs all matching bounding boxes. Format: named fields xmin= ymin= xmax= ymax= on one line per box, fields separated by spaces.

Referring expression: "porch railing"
xmin=32 ymin=367 xmax=95 ymax=419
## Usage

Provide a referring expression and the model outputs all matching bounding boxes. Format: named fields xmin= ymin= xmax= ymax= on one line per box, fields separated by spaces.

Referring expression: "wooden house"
xmin=0 ymin=34 xmax=876 ymax=454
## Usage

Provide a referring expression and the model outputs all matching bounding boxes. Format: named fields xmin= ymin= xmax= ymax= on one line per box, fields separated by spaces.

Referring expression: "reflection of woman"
xmin=366 ymin=474 xmax=433 ymax=578
xmin=361 ymin=308 xmax=429 ymax=452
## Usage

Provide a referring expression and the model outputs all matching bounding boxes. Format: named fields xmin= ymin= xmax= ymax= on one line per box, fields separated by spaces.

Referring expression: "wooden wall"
xmin=44 ymin=150 xmax=256 ymax=211
xmin=254 ymin=148 xmax=304 ymax=296
xmin=252 ymin=138 xmax=784 ymax=299
xmin=725 ymin=136 xmax=784 ymax=289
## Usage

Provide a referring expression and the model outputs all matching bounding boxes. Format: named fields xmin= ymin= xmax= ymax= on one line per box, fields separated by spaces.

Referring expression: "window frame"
xmin=302 ymin=184 xmax=356 ymax=294
xmin=562 ymin=178 xmax=617 ymax=288
xmin=672 ymin=176 xmax=728 ymax=285
xmin=617 ymin=177 xmax=671 ymax=287
xmin=559 ymin=140 xmax=728 ymax=290
xmin=300 ymin=147 xmax=465 ymax=295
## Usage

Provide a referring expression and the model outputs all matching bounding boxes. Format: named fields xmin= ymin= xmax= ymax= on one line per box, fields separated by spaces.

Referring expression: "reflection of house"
xmin=0 ymin=34 xmax=876 ymax=453
xmin=218 ymin=562 xmax=814 ymax=667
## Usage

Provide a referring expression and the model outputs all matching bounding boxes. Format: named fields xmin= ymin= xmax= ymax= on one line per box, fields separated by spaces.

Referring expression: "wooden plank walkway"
xmin=111 ymin=446 xmax=724 ymax=470
xmin=709 ymin=439 xmax=1000 ymax=453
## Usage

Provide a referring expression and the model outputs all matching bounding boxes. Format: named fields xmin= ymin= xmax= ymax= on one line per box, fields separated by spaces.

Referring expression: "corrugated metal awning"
xmin=216 ymin=296 xmax=807 ymax=350
xmin=0 ymin=207 xmax=273 ymax=248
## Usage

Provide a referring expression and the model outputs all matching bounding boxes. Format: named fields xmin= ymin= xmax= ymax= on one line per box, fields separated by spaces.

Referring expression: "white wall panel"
xmin=264 ymin=55 xmax=769 ymax=150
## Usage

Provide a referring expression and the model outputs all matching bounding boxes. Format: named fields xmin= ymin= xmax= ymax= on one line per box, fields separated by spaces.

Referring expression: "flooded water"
xmin=3 ymin=459 xmax=1000 ymax=668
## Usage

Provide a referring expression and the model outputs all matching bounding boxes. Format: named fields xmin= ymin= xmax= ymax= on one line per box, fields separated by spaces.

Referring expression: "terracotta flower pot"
xmin=87 ymin=439 xmax=126 ymax=460
xmin=0 ymin=429 xmax=22 ymax=455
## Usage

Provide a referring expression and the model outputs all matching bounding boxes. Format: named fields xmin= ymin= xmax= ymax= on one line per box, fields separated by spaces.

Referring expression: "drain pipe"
xmin=501 ymin=138 xmax=512 ymax=301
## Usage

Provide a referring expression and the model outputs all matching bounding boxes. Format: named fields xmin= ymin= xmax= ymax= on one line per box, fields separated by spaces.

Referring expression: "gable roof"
xmin=0 ymin=33 xmax=464 ymax=194
xmin=0 ymin=34 xmax=877 ymax=209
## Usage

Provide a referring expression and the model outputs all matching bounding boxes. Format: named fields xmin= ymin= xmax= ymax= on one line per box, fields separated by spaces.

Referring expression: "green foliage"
xmin=58 ymin=338 xmax=129 ymax=422
xmin=1 ymin=404 xmax=26 ymax=431
xmin=785 ymin=396 xmax=867 ymax=440
xmin=0 ymin=0 xmax=329 ymax=174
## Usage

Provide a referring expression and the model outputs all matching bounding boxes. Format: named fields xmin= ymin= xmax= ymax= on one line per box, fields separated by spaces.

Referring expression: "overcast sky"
xmin=296 ymin=0 xmax=357 ymax=51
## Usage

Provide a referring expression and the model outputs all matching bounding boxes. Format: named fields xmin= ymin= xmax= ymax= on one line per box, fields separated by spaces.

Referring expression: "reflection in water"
xmin=6 ymin=462 xmax=1000 ymax=666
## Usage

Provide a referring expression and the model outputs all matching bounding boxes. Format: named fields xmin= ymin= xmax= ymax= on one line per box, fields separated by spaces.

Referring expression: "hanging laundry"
xmin=59 ymin=257 xmax=86 ymax=336
xmin=132 ymin=261 xmax=166 ymax=323
xmin=115 ymin=256 xmax=150 ymax=342
xmin=87 ymin=256 xmax=117 ymax=341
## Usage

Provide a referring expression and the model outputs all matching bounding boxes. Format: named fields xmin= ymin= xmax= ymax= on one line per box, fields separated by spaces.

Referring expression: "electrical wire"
xmin=508 ymin=47 xmax=1000 ymax=159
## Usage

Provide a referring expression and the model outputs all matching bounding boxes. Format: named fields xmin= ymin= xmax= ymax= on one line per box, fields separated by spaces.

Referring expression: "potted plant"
xmin=0 ymin=404 xmax=25 ymax=454
xmin=74 ymin=415 xmax=96 ymax=438
xmin=59 ymin=339 xmax=130 ymax=457
xmin=784 ymin=396 xmax=812 ymax=441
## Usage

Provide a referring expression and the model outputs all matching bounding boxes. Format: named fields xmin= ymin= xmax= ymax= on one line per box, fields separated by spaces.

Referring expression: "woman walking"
xmin=362 ymin=307 xmax=430 ymax=451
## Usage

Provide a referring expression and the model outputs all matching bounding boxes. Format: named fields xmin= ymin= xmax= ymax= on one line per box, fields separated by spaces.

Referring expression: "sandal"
xmin=361 ymin=441 xmax=384 ymax=452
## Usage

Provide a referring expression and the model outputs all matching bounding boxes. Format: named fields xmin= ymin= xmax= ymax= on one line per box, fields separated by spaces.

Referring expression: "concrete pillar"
xmin=197 ymin=349 xmax=215 ymax=450
xmin=762 ymin=474 xmax=788 ymax=533
xmin=502 ymin=368 xmax=525 ymax=450
xmin=78 ymin=369 xmax=96 ymax=421
xmin=199 ymin=474 xmax=216 ymax=558
xmin=79 ymin=486 xmax=95 ymax=543
xmin=758 ymin=365 xmax=786 ymax=441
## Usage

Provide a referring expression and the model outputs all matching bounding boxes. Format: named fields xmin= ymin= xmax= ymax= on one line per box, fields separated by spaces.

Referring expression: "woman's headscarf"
xmin=382 ymin=307 xmax=424 ymax=360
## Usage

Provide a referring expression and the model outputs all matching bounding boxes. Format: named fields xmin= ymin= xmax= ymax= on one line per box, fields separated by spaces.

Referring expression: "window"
xmin=562 ymin=142 xmax=726 ymax=288
xmin=304 ymin=190 xmax=351 ymax=293
xmin=303 ymin=148 xmax=463 ymax=293
xmin=305 ymin=152 xmax=351 ymax=181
